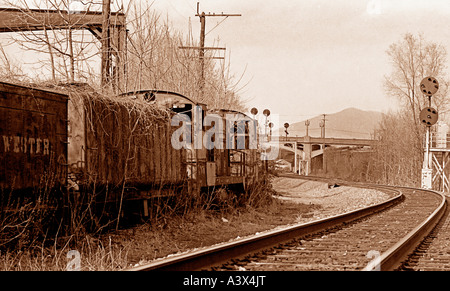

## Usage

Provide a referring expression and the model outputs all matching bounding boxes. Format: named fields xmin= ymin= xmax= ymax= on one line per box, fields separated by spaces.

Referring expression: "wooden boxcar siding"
xmin=0 ymin=82 xmax=68 ymax=190
xmin=80 ymin=96 xmax=186 ymax=188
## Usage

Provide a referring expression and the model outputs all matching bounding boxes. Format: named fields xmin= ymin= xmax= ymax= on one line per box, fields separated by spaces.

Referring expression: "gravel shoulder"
xmin=271 ymin=177 xmax=393 ymax=223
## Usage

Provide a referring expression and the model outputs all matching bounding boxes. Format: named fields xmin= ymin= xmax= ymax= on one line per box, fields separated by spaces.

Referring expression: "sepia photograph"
xmin=1 ymin=0 xmax=450 ymax=279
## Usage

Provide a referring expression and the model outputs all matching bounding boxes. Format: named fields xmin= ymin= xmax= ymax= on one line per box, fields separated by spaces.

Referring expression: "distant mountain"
xmin=281 ymin=107 xmax=384 ymax=139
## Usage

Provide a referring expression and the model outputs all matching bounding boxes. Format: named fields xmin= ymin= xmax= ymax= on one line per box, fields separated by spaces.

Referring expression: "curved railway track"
xmin=129 ymin=176 xmax=447 ymax=271
xmin=399 ymin=196 xmax=450 ymax=271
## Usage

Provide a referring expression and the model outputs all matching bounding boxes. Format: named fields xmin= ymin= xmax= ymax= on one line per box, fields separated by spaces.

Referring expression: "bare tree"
xmin=0 ymin=0 xmax=247 ymax=110
xmin=384 ymin=33 xmax=449 ymax=143
xmin=371 ymin=110 xmax=423 ymax=186
xmin=0 ymin=44 xmax=26 ymax=82
xmin=126 ymin=2 xmax=247 ymax=111
xmin=370 ymin=33 xmax=450 ymax=187
xmin=2 ymin=0 xmax=101 ymax=83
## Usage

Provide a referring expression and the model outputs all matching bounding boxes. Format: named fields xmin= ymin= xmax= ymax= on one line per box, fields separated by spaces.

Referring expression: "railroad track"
xmin=129 ymin=176 xmax=446 ymax=271
xmin=399 ymin=196 xmax=450 ymax=271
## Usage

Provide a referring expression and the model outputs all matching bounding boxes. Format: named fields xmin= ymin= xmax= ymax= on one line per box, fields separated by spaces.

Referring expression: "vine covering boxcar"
xmin=0 ymin=82 xmax=68 ymax=208
xmin=1 ymin=82 xmax=261 ymax=230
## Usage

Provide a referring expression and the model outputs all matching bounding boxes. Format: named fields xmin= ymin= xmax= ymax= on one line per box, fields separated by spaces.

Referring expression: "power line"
xmin=181 ymin=0 xmax=197 ymax=13
xmin=179 ymin=2 xmax=240 ymax=98
xmin=206 ymin=16 xmax=229 ymax=35
xmin=165 ymin=0 xmax=189 ymax=19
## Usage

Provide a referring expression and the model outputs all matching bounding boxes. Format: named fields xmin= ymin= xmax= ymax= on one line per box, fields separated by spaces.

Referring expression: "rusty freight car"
xmin=1 ymin=81 xmax=261 ymax=230
xmin=68 ymin=88 xmax=186 ymax=192
xmin=211 ymin=108 xmax=259 ymax=188
xmin=0 ymin=82 xmax=189 ymax=228
xmin=0 ymin=82 xmax=68 ymax=207
xmin=65 ymin=86 xmax=188 ymax=222
xmin=121 ymin=90 xmax=260 ymax=192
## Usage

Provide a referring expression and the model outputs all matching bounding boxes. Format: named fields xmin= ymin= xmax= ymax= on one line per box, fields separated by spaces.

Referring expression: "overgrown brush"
xmin=241 ymin=173 xmax=276 ymax=208
xmin=0 ymin=162 xmax=275 ymax=271
xmin=0 ymin=234 xmax=128 ymax=271
xmin=0 ymin=167 xmax=62 ymax=252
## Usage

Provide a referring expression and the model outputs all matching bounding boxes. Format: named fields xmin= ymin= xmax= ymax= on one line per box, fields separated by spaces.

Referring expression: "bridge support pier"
xmin=303 ymin=136 xmax=312 ymax=176
xmin=294 ymin=142 xmax=298 ymax=175
xmin=272 ymin=136 xmax=374 ymax=176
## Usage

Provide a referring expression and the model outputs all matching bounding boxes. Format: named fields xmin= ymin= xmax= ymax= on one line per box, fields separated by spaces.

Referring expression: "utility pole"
xmin=180 ymin=2 xmax=241 ymax=98
xmin=101 ymin=0 xmax=111 ymax=87
xmin=199 ymin=10 xmax=206 ymax=91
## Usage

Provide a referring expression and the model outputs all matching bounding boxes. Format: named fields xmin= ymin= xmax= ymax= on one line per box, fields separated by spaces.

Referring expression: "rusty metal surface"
xmin=0 ymin=7 xmax=126 ymax=33
xmin=69 ymin=93 xmax=187 ymax=188
xmin=0 ymin=82 xmax=68 ymax=191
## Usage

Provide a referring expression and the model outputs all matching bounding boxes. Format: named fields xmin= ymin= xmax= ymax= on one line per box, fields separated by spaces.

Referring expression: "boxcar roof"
xmin=0 ymin=81 xmax=69 ymax=99
xmin=211 ymin=108 xmax=253 ymax=120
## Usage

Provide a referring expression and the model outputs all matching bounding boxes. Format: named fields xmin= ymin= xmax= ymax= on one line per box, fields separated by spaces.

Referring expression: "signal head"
xmin=420 ymin=77 xmax=439 ymax=96
xmin=419 ymin=107 xmax=439 ymax=126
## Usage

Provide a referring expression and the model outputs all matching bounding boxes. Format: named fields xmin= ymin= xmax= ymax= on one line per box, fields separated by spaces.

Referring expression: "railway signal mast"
xmin=284 ymin=123 xmax=289 ymax=140
xmin=420 ymin=77 xmax=439 ymax=189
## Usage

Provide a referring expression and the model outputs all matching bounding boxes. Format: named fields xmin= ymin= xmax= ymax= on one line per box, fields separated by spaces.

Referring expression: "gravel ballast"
xmin=271 ymin=177 xmax=393 ymax=223
xmin=124 ymin=177 xmax=393 ymax=268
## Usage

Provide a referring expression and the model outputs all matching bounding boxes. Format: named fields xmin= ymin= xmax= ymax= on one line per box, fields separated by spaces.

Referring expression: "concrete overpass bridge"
xmin=268 ymin=136 xmax=376 ymax=175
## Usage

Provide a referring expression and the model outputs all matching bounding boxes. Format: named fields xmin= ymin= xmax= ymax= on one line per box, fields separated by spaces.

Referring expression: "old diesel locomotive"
xmin=1 ymin=82 xmax=259 ymax=223
xmin=119 ymin=90 xmax=259 ymax=192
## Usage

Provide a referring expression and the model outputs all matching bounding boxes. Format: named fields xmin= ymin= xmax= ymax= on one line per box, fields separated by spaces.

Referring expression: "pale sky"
xmin=148 ymin=0 xmax=450 ymax=124
xmin=3 ymin=0 xmax=450 ymax=126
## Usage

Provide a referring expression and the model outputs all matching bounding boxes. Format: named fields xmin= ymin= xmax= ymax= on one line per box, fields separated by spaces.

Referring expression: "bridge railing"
xmin=270 ymin=136 xmax=376 ymax=147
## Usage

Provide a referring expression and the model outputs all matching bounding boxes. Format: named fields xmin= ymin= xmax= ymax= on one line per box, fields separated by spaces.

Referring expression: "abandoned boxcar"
xmin=0 ymin=82 xmax=68 ymax=210
xmin=1 ymin=82 xmax=260 ymax=226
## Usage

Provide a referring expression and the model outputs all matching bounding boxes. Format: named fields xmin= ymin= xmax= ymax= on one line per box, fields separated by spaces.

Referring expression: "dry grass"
xmin=0 ymin=175 xmax=393 ymax=270
xmin=0 ymin=199 xmax=302 ymax=271
xmin=0 ymin=174 xmax=291 ymax=271
xmin=0 ymin=235 xmax=128 ymax=271
xmin=113 ymin=197 xmax=313 ymax=269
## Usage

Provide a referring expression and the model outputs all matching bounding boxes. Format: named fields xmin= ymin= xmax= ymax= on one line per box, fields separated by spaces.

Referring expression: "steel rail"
xmin=129 ymin=183 xmax=402 ymax=271
xmin=363 ymin=188 xmax=447 ymax=271
xmin=284 ymin=175 xmax=448 ymax=271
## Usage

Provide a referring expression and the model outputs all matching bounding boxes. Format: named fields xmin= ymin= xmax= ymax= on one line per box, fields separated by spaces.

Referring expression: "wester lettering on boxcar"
xmin=1 ymin=135 xmax=50 ymax=155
